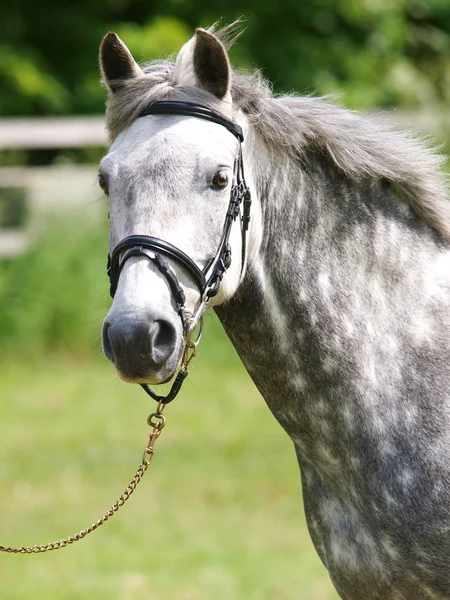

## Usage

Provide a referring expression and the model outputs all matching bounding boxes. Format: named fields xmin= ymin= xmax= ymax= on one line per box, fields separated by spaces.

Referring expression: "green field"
xmin=0 ymin=315 xmax=338 ymax=600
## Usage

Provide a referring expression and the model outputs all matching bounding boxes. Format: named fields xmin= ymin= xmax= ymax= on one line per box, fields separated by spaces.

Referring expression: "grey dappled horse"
xmin=99 ymin=23 xmax=450 ymax=600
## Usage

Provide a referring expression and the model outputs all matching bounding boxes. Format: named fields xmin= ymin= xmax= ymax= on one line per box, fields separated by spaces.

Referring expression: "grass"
xmin=0 ymin=315 xmax=338 ymax=600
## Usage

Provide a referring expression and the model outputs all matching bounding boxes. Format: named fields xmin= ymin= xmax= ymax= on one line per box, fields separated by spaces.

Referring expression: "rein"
xmin=1 ymin=101 xmax=251 ymax=553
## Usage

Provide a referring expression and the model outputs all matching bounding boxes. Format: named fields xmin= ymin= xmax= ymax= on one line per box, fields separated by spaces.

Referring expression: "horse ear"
xmin=193 ymin=29 xmax=231 ymax=101
xmin=100 ymin=31 xmax=143 ymax=93
xmin=174 ymin=28 xmax=231 ymax=102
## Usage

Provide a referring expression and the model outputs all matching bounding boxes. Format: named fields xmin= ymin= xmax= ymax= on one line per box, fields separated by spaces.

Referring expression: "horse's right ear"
xmin=100 ymin=32 xmax=143 ymax=93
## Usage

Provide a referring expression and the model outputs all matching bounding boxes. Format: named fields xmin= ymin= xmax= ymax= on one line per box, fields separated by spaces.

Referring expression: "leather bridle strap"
xmin=139 ymin=101 xmax=244 ymax=142
xmin=108 ymin=235 xmax=206 ymax=301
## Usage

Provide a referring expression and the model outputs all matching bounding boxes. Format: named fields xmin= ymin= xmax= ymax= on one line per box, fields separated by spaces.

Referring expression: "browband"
xmin=139 ymin=101 xmax=244 ymax=143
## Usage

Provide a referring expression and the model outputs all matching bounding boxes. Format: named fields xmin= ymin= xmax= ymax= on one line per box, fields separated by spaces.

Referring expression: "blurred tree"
xmin=0 ymin=0 xmax=449 ymax=116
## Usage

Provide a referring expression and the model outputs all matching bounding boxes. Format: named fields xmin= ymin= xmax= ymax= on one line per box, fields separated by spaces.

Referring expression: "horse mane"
xmin=104 ymin=24 xmax=450 ymax=239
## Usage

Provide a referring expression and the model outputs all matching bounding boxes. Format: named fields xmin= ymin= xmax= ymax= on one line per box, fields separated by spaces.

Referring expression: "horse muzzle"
xmin=102 ymin=314 xmax=183 ymax=384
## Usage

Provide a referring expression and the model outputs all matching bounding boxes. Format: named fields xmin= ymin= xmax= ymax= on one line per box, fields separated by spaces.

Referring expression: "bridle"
xmin=107 ymin=101 xmax=252 ymax=404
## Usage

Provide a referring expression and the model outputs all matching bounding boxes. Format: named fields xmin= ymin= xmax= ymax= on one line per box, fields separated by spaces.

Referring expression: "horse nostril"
xmin=102 ymin=321 xmax=115 ymax=363
xmin=150 ymin=319 xmax=177 ymax=365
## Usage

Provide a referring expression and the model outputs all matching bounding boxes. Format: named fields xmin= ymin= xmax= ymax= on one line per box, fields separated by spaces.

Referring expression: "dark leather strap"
xmin=109 ymin=235 xmax=206 ymax=298
xmin=139 ymin=101 xmax=244 ymax=142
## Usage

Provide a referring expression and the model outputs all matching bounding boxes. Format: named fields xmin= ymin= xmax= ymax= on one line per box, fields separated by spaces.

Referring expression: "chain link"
xmin=182 ymin=315 xmax=203 ymax=370
xmin=1 ymin=318 xmax=203 ymax=555
xmin=0 ymin=401 xmax=166 ymax=554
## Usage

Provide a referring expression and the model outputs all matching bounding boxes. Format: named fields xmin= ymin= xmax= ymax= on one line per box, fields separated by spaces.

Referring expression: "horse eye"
xmin=98 ymin=174 xmax=109 ymax=195
xmin=212 ymin=170 xmax=229 ymax=190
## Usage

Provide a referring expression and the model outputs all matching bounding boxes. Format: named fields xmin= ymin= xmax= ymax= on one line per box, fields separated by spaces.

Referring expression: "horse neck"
xmin=215 ymin=125 xmax=450 ymax=591
xmin=215 ymin=128 xmax=446 ymax=437
xmin=216 ymin=138 xmax=338 ymax=415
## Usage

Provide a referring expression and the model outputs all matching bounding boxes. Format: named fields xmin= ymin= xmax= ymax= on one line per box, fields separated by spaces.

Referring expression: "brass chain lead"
xmin=0 ymin=319 xmax=203 ymax=555
xmin=0 ymin=400 xmax=166 ymax=554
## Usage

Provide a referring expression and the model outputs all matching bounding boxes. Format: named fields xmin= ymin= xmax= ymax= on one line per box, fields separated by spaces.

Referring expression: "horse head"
xmin=98 ymin=28 xmax=254 ymax=385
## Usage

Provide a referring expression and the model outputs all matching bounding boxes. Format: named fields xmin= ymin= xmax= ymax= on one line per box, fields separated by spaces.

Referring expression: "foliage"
xmin=0 ymin=217 xmax=110 ymax=358
xmin=1 ymin=1 xmax=450 ymax=117
xmin=0 ymin=187 xmax=28 ymax=228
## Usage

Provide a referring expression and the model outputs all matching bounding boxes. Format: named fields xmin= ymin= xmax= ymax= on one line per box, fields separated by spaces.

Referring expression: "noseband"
xmin=106 ymin=101 xmax=251 ymax=403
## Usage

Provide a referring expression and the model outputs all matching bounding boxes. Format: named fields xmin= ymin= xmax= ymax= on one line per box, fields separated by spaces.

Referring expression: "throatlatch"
xmin=107 ymin=101 xmax=252 ymax=404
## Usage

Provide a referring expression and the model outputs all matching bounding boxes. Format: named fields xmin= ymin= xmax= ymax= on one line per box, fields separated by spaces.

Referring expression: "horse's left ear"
xmin=174 ymin=28 xmax=232 ymax=102
xmin=100 ymin=31 xmax=143 ymax=93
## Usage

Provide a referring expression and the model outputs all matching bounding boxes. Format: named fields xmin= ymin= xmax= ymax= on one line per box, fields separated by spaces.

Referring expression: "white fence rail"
xmin=0 ymin=116 xmax=107 ymax=149
xmin=0 ymin=117 xmax=109 ymax=257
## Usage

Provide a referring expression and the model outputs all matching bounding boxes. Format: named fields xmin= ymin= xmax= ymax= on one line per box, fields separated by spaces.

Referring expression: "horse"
xmin=98 ymin=22 xmax=450 ymax=600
